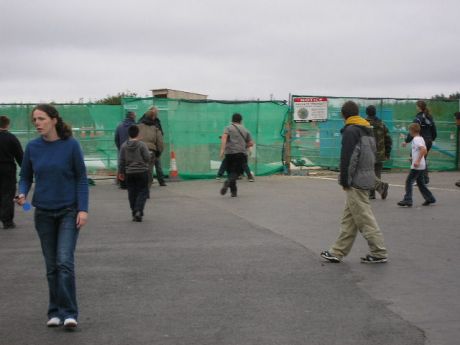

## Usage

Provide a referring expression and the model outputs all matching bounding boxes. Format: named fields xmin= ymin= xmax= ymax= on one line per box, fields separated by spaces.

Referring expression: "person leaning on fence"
xmin=403 ymin=100 xmax=437 ymax=184
xmin=16 ymin=104 xmax=89 ymax=329
xmin=398 ymin=123 xmax=436 ymax=207
xmin=115 ymin=111 xmax=136 ymax=189
xmin=138 ymin=107 xmax=165 ymax=188
xmin=219 ymin=113 xmax=254 ymax=197
xmin=365 ymin=105 xmax=391 ymax=200
xmin=0 ymin=115 xmax=23 ymax=229
xmin=118 ymin=125 xmax=150 ymax=222
xmin=321 ymin=101 xmax=388 ymax=264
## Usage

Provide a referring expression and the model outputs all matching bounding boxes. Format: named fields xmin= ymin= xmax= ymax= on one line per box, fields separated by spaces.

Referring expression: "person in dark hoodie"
xmin=366 ymin=105 xmax=391 ymax=199
xmin=0 ymin=115 xmax=23 ymax=229
xmin=118 ymin=125 xmax=150 ymax=222
xmin=138 ymin=107 xmax=165 ymax=187
xmin=115 ymin=111 xmax=136 ymax=189
xmin=321 ymin=101 xmax=388 ymax=264
xmin=403 ymin=100 xmax=437 ymax=184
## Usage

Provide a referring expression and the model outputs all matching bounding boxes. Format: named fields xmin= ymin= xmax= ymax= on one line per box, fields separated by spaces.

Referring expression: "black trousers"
xmin=0 ymin=164 xmax=17 ymax=225
xmin=225 ymin=153 xmax=246 ymax=193
xmin=219 ymin=155 xmax=251 ymax=177
xmin=126 ymin=172 xmax=149 ymax=216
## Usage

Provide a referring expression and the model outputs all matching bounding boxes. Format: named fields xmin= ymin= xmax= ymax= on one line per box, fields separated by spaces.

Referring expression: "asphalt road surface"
xmin=1 ymin=172 xmax=458 ymax=345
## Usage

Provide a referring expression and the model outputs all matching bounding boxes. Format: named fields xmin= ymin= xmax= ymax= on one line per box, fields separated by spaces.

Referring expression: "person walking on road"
xmin=219 ymin=113 xmax=254 ymax=197
xmin=115 ymin=111 xmax=136 ymax=189
xmin=321 ymin=101 xmax=388 ymax=264
xmin=366 ymin=105 xmax=391 ymax=199
xmin=403 ymin=100 xmax=437 ymax=184
xmin=118 ymin=125 xmax=150 ymax=222
xmin=16 ymin=104 xmax=89 ymax=329
xmin=0 ymin=115 xmax=23 ymax=229
xmin=398 ymin=123 xmax=436 ymax=207
xmin=138 ymin=107 xmax=166 ymax=187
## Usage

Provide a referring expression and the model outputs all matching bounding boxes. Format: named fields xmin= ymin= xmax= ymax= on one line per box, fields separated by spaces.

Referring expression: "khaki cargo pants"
xmin=330 ymin=187 xmax=387 ymax=259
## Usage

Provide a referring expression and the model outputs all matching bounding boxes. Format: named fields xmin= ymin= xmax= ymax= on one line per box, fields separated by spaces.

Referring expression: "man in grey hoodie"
xmin=118 ymin=125 xmax=150 ymax=222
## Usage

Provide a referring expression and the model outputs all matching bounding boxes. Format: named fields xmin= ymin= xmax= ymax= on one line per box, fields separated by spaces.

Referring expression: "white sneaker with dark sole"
xmin=63 ymin=318 xmax=78 ymax=329
xmin=47 ymin=317 xmax=61 ymax=327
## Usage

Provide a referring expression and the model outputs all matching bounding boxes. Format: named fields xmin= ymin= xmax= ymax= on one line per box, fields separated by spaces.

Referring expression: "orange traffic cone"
xmin=170 ymin=149 xmax=179 ymax=179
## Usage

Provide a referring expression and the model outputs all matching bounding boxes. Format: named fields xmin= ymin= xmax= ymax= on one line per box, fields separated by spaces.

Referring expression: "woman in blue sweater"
xmin=16 ymin=104 xmax=89 ymax=329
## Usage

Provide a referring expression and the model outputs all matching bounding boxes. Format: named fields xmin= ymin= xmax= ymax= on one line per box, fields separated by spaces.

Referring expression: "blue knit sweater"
xmin=19 ymin=137 xmax=89 ymax=212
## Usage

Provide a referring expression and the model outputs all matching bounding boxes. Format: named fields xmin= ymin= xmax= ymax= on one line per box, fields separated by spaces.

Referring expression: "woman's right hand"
xmin=14 ymin=194 xmax=26 ymax=206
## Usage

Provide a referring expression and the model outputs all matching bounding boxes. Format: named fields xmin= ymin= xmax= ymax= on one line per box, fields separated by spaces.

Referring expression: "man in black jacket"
xmin=321 ymin=101 xmax=388 ymax=264
xmin=0 ymin=115 xmax=23 ymax=229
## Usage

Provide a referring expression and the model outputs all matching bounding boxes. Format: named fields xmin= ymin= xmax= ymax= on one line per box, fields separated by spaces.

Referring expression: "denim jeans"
xmin=34 ymin=207 xmax=79 ymax=320
xmin=126 ymin=171 xmax=149 ymax=216
xmin=403 ymin=169 xmax=436 ymax=203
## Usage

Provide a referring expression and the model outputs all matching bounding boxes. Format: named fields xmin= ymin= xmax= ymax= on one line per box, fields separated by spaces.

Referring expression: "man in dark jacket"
xmin=321 ymin=101 xmax=388 ymax=264
xmin=0 ymin=115 xmax=23 ymax=229
xmin=115 ymin=111 xmax=136 ymax=188
xmin=366 ymin=105 xmax=391 ymax=199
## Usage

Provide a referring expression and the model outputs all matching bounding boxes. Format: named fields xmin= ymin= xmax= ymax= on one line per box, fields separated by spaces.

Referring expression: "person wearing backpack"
xmin=403 ymin=100 xmax=437 ymax=184
xmin=219 ymin=113 xmax=254 ymax=197
xmin=366 ymin=105 xmax=391 ymax=199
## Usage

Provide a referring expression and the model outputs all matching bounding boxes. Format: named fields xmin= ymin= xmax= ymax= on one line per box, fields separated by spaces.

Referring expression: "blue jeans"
xmin=34 ymin=207 xmax=79 ymax=320
xmin=403 ymin=169 xmax=436 ymax=203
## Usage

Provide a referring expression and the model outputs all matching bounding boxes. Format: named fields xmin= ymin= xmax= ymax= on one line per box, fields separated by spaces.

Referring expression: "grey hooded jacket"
xmin=339 ymin=124 xmax=377 ymax=190
xmin=118 ymin=139 xmax=150 ymax=175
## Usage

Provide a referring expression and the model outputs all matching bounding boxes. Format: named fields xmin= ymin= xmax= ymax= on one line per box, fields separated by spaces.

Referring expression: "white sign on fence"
xmin=293 ymin=97 xmax=328 ymax=122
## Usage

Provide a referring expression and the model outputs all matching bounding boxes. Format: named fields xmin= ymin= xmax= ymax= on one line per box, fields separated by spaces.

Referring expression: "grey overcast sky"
xmin=0 ymin=0 xmax=459 ymax=102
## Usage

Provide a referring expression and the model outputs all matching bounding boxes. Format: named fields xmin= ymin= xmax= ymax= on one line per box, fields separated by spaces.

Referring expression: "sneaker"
xmin=397 ymin=200 xmax=412 ymax=207
xmin=422 ymin=200 xmax=436 ymax=206
xmin=231 ymin=192 xmax=237 ymax=197
xmin=47 ymin=317 xmax=61 ymax=327
xmin=248 ymin=175 xmax=255 ymax=182
xmin=320 ymin=251 xmax=341 ymax=263
xmin=455 ymin=181 xmax=460 ymax=187
xmin=220 ymin=181 xmax=229 ymax=195
xmin=380 ymin=183 xmax=389 ymax=200
xmin=159 ymin=181 xmax=167 ymax=187
xmin=63 ymin=318 xmax=78 ymax=329
xmin=360 ymin=255 xmax=388 ymax=264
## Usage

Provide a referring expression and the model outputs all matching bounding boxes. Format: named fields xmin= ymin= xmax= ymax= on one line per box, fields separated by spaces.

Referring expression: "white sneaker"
xmin=47 ymin=317 xmax=61 ymax=327
xmin=63 ymin=318 xmax=78 ymax=329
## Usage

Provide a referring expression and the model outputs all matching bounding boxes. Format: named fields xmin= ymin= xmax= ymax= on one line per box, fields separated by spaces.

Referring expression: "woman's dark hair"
xmin=128 ymin=125 xmax=139 ymax=138
xmin=416 ymin=100 xmax=431 ymax=117
xmin=32 ymin=104 xmax=72 ymax=139
xmin=232 ymin=113 xmax=243 ymax=123
xmin=341 ymin=101 xmax=359 ymax=118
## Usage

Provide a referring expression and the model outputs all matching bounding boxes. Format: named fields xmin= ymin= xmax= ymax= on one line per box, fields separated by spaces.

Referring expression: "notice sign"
xmin=293 ymin=97 xmax=328 ymax=122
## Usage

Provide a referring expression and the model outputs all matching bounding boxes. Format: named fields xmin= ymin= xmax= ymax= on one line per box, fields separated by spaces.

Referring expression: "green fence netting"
xmin=289 ymin=97 xmax=459 ymax=171
xmin=122 ymin=98 xmax=288 ymax=178
xmin=1 ymin=97 xmax=458 ymax=178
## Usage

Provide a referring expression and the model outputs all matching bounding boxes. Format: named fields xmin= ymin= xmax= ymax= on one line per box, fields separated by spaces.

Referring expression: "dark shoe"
xmin=380 ymin=183 xmax=389 ymax=200
xmin=220 ymin=181 xmax=229 ymax=195
xmin=320 ymin=251 xmax=341 ymax=263
xmin=231 ymin=192 xmax=237 ymax=197
xmin=360 ymin=255 xmax=388 ymax=264
xmin=422 ymin=200 xmax=436 ymax=206
xmin=455 ymin=181 xmax=460 ymax=188
xmin=369 ymin=193 xmax=376 ymax=200
xmin=134 ymin=211 xmax=142 ymax=222
xmin=397 ymin=200 xmax=412 ymax=207
xmin=3 ymin=221 xmax=16 ymax=229
xmin=159 ymin=181 xmax=167 ymax=187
